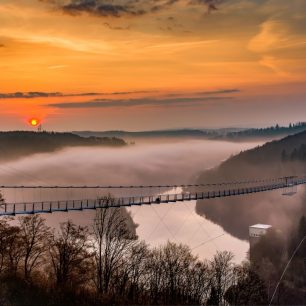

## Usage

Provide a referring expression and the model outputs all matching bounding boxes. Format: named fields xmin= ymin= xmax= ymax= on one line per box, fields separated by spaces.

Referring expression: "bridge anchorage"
xmin=0 ymin=175 xmax=305 ymax=216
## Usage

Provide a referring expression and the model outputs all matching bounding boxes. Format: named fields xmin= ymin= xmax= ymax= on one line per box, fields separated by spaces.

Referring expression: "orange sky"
xmin=0 ymin=0 xmax=306 ymax=130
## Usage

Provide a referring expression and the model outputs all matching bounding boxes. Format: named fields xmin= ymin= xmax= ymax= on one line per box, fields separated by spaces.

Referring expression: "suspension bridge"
xmin=0 ymin=175 xmax=304 ymax=216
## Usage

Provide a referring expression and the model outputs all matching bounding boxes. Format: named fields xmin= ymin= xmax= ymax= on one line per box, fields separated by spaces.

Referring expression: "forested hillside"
xmin=195 ymin=130 xmax=306 ymax=240
xmin=0 ymin=131 xmax=126 ymax=161
xmin=222 ymin=122 xmax=306 ymax=141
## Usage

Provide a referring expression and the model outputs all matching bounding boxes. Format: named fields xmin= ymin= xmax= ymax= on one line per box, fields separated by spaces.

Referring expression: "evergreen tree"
xmin=0 ymin=192 xmax=5 ymax=206
xmin=296 ymin=216 xmax=306 ymax=258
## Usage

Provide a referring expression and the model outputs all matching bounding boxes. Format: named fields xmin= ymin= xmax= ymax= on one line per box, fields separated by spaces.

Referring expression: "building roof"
xmin=249 ymin=224 xmax=272 ymax=229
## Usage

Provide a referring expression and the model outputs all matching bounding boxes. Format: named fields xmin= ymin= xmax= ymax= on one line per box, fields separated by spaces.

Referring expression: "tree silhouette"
xmin=48 ymin=220 xmax=92 ymax=289
xmin=0 ymin=192 xmax=5 ymax=206
xmin=18 ymin=215 xmax=51 ymax=280
xmin=92 ymin=197 xmax=137 ymax=295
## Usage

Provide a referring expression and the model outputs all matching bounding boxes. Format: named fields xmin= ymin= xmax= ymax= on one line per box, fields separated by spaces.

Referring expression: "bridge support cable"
xmin=182 ymin=200 xmax=221 ymax=250
xmin=146 ymin=201 xmax=176 ymax=241
xmin=150 ymin=205 xmax=178 ymax=243
xmin=191 ymin=234 xmax=225 ymax=251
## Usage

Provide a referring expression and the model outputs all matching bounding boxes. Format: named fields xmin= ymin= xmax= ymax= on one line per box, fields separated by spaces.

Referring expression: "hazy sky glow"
xmin=1 ymin=0 xmax=306 ymax=130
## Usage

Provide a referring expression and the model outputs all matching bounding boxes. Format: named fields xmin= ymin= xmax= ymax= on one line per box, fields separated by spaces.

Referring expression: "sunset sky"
xmin=0 ymin=0 xmax=306 ymax=131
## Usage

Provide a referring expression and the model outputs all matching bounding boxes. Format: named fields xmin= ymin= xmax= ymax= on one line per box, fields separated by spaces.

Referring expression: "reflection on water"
xmin=127 ymin=188 xmax=248 ymax=263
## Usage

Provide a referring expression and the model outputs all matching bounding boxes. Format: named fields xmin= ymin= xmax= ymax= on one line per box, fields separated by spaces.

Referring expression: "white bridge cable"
xmin=182 ymin=200 xmax=221 ymax=250
xmin=146 ymin=202 xmax=176 ymax=241
xmin=0 ymin=175 xmax=302 ymax=189
xmin=191 ymin=234 xmax=225 ymax=250
xmin=150 ymin=205 xmax=178 ymax=243
xmin=171 ymin=201 xmax=196 ymax=239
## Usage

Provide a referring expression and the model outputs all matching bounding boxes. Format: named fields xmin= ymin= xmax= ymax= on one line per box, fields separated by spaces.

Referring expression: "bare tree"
xmin=188 ymin=259 xmax=211 ymax=304
xmin=0 ymin=219 xmax=9 ymax=275
xmin=18 ymin=215 xmax=50 ymax=280
xmin=146 ymin=241 xmax=210 ymax=305
xmin=224 ymin=262 xmax=268 ymax=305
xmin=92 ymin=196 xmax=137 ymax=296
xmin=4 ymin=225 xmax=23 ymax=276
xmin=114 ymin=241 xmax=149 ymax=303
xmin=209 ymin=251 xmax=234 ymax=306
xmin=146 ymin=245 xmax=164 ymax=304
xmin=161 ymin=242 xmax=195 ymax=303
xmin=48 ymin=220 xmax=92 ymax=289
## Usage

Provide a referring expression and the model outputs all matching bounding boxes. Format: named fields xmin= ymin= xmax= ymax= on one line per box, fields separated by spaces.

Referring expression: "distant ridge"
xmin=0 ymin=131 xmax=126 ymax=162
xmin=73 ymin=122 xmax=306 ymax=141
xmin=73 ymin=129 xmax=221 ymax=139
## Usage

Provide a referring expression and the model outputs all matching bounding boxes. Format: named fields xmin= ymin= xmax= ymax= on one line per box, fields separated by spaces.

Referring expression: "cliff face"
xmin=195 ymin=131 xmax=306 ymax=240
xmin=0 ymin=131 xmax=126 ymax=162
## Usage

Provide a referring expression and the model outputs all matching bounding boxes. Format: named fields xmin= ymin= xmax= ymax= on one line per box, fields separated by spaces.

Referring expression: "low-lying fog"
xmin=0 ymin=139 xmax=263 ymax=262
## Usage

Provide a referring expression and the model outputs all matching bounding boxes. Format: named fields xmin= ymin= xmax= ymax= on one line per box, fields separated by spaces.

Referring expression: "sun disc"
xmin=29 ymin=118 xmax=40 ymax=127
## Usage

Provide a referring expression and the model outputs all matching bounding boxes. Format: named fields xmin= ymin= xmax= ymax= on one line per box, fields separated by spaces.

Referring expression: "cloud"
xmin=0 ymin=92 xmax=99 ymax=99
xmin=62 ymin=1 xmax=146 ymax=17
xmin=48 ymin=95 xmax=234 ymax=109
xmin=161 ymin=88 xmax=240 ymax=98
xmin=191 ymin=0 xmax=223 ymax=12
xmin=42 ymin=0 xmax=224 ymax=18
xmin=103 ymin=22 xmax=130 ymax=30
xmin=196 ymin=89 xmax=240 ymax=95
xmin=0 ymin=90 xmax=156 ymax=99
xmin=248 ymin=20 xmax=290 ymax=53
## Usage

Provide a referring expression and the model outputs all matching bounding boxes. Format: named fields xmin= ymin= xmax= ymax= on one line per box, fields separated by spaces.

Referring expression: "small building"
xmin=249 ymin=224 xmax=272 ymax=249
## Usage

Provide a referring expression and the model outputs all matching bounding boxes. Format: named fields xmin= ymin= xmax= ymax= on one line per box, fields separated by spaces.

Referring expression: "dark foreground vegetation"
xmin=0 ymin=131 xmax=126 ymax=162
xmin=0 ymin=198 xmax=305 ymax=305
xmin=0 ymin=197 xmax=270 ymax=306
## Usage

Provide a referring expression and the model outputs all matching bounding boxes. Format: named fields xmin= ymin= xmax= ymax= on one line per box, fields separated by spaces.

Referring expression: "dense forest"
xmin=222 ymin=122 xmax=306 ymax=141
xmin=0 ymin=131 xmax=126 ymax=162
xmin=195 ymin=129 xmax=306 ymax=240
xmin=219 ymin=127 xmax=306 ymax=167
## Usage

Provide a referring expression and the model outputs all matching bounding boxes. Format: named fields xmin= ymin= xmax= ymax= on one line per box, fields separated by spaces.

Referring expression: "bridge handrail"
xmin=0 ymin=179 xmax=303 ymax=216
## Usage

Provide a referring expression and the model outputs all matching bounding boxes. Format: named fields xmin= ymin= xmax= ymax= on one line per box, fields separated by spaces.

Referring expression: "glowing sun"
xmin=29 ymin=118 xmax=40 ymax=127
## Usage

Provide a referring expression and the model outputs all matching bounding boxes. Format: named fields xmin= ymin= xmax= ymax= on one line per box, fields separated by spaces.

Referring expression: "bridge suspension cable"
xmin=0 ymin=175 xmax=303 ymax=189
xmin=0 ymin=175 xmax=305 ymax=216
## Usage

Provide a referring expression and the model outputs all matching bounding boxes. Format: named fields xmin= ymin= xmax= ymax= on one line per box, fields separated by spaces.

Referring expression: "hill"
xmin=74 ymin=122 xmax=306 ymax=142
xmin=195 ymin=130 xmax=306 ymax=240
xmin=218 ymin=122 xmax=306 ymax=141
xmin=73 ymin=129 xmax=221 ymax=140
xmin=0 ymin=131 xmax=126 ymax=162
